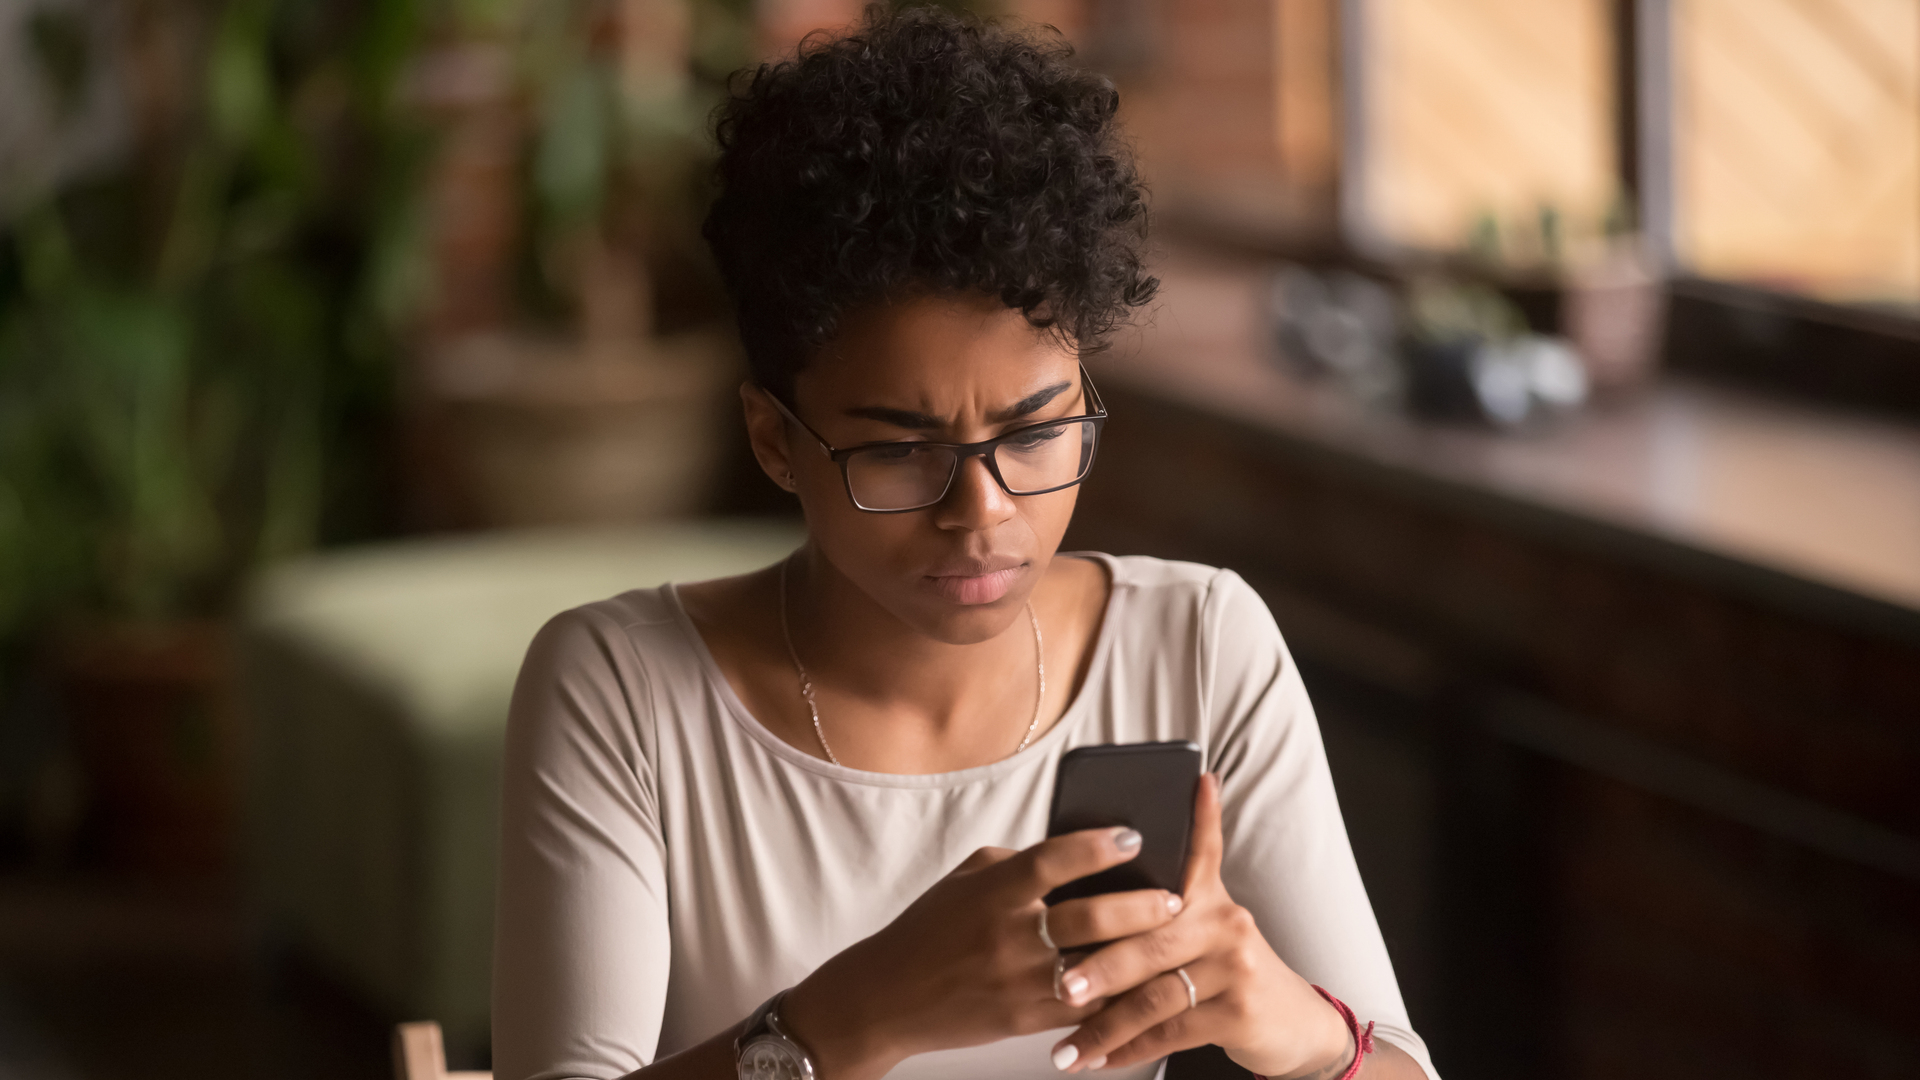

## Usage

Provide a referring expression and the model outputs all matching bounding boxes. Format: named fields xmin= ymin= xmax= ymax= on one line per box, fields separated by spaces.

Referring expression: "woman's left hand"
xmin=1045 ymin=774 xmax=1354 ymax=1078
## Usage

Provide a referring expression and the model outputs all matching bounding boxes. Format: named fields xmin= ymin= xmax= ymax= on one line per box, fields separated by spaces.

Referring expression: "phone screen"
xmin=1044 ymin=741 xmax=1203 ymax=906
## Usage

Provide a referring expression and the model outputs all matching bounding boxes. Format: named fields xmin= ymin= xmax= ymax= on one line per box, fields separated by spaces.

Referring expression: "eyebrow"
xmin=844 ymin=381 xmax=1075 ymax=430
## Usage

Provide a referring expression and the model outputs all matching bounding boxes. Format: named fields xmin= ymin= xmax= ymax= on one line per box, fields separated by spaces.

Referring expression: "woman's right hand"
xmin=779 ymin=826 xmax=1186 ymax=1080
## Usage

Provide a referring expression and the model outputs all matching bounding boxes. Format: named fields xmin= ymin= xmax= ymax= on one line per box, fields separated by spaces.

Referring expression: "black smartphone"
xmin=1044 ymin=741 xmax=1203 ymax=906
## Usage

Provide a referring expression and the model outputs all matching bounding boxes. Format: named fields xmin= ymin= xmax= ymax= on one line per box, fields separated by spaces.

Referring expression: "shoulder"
xmin=1089 ymin=553 xmax=1291 ymax=707
xmin=507 ymin=586 xmax=713 ymax=782
xmin=1078 ymin=554 xmax=1298 ymax=753
xmin=516 ymin=586 xmax=700 ymax=701
xmin=1079 ymin=552 xmax=1284 ymax=686
xmin=1087 ymin=553 xmax=1272 ymax=636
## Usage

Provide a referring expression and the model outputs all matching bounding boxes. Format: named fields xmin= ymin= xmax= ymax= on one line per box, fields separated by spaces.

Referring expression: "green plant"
xmin=0 ymin=0 xmax=435 ymax=641
xmin=1405 ymin=275 xmax=1527 ymax=346
xmin=516 ymin=0 xmax=754 ymax=329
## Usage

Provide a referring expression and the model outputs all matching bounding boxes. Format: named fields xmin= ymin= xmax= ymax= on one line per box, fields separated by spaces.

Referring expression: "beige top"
xmin=492 ymin=554 xmax=1438 ymax=1080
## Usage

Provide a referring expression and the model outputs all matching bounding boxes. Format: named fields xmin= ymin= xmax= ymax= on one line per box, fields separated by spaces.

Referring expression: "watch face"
xmin=738 ymin=1035 xmax=811 ymax=1080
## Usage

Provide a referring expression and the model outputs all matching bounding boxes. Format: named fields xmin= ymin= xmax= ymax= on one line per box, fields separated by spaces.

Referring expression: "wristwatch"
xmin=735 ymin=989 xmax=819 ymax=1080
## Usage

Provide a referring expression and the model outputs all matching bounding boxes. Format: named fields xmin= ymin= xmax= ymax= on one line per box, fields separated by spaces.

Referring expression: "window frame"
xmin=1325 ymin=0 xmax=1920 ymax=417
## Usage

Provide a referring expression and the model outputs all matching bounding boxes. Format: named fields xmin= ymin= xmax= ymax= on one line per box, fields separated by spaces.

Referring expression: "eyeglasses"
xmin=765 ymin=366 xmax=1108 ymax=513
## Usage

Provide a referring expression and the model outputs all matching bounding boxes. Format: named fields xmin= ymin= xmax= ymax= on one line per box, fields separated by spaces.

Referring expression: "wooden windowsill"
xmin=1107 ymin=249 xmax=1920 ymax=642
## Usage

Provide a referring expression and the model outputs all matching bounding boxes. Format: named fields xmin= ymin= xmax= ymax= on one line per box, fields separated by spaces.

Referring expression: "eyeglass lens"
xmin=843 ymin=419 xmax=1098 ymax=510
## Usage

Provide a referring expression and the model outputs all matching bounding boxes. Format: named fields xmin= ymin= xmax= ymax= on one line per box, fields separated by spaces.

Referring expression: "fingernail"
xmin=1165 ymin=892 xmax=1183 ymax=915
xmin=1063 ymin=971 xmax=1090 ymax=1003
xmin=1113 ymin=828 xmax=1142 ymax=852
xmin=1052 ymin=1042 xmax=1080 ymax=1071
xmin=1084 ymin=1055 xmax=1108 ymax=1071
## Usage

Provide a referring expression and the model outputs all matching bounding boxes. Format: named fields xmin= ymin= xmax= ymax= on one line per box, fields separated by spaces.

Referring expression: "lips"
xmin=924 ymin=562 xmax=1027 ymax=605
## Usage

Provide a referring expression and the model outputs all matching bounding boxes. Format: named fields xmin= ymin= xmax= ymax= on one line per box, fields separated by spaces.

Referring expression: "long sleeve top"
xmin=493 ymin=553 xmax=1438 ymax=1080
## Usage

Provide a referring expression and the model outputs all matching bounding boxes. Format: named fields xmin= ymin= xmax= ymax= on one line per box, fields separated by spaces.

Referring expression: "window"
xmin=1345 ymin=0 xmax=1920 ymax=311
xmin=1348 ymin=0 xmax=1620 ymax=261
xmin=1664 ymin=0 xmax=1919 ymax=308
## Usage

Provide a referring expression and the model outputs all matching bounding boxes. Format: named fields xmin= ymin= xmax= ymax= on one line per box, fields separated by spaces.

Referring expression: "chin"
xmin=938 ymin=606 xmax=1026 ymax=645
xmin=905 ymin=588 xmax=1033 ymax=645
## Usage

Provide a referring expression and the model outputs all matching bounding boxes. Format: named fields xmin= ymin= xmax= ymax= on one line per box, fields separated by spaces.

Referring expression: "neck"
xmin=782 ymin=545 xmax=1041 ymax=751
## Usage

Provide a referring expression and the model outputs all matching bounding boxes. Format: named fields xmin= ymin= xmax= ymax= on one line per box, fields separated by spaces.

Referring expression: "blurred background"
xmin=0 ymin=0 xmax=1916 ymax=1077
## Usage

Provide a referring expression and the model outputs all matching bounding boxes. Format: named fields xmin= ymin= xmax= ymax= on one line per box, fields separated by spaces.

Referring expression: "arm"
xmin=493 ymin=609 xmax=675 ymax=1080
xmin=555 ymin=830 xmax=1184 ymax=1080
xmin=1042 ymin=572 xmax=1440 ymax=1080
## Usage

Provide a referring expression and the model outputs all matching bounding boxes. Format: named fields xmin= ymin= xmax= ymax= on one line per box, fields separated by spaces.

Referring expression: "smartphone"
xmin=1044 ymin=741 xmax=1203 ymax=906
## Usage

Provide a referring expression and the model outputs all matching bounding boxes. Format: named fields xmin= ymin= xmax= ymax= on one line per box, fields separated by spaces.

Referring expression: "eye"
xmin=864 ymin=443 xmax=936 ymax=462
xmin=1007 ymin=425 xmax=1067 ymax=450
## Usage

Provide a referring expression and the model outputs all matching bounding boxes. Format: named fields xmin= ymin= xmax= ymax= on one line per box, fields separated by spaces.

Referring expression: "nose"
xmin=931 ymin=451 xmax=1017 ymax=532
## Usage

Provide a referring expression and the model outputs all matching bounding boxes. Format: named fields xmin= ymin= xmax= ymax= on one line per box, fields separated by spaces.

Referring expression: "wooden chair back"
xmin=393 ymin=1021 xmax=493 ymax=1080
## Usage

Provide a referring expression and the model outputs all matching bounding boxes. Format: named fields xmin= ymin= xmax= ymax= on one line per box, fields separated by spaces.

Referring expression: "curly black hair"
xmin=702 ymin=4 xmax=1157 ymax=400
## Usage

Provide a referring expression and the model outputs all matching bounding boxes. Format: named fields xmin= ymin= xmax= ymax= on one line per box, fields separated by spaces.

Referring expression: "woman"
xmin=493 ymin=7 xmax=1437 ymax=1080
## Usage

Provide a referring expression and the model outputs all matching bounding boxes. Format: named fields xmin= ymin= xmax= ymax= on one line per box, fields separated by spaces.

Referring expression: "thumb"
xmin=1183 ymin=772 xmax=1225 ymax=895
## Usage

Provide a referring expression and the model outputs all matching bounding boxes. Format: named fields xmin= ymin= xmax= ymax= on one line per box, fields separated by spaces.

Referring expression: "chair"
xmin=244 ymin=520 xmax=804 ymax=1044
xmin=394 ymin=1021 xmax=493 ymax=1080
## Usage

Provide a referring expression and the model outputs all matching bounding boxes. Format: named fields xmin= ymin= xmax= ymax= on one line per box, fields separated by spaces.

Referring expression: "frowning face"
xmin=745 ymin=292 xmax=1092 ymax=645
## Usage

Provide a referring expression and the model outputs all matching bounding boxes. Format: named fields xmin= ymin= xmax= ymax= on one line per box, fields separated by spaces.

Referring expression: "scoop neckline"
xmin=665 ymin=551 xmax=1124 ymax=790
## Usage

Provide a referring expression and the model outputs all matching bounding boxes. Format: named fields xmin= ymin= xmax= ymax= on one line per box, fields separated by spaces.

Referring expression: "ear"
xmin=740 ymin=382 xmax=797 ymax=492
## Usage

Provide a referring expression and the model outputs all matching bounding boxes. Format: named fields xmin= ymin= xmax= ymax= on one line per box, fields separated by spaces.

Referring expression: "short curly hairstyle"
xmin=702 ymin=4 xmax=1157 ymax=401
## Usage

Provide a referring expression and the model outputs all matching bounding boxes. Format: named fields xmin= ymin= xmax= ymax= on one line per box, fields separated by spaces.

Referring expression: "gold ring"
xmin=1175 ymin=967 xmax=1197 ymax=1010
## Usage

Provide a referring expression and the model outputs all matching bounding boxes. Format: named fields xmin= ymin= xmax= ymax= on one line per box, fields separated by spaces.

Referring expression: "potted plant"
xmin=0 ymin=0 xmax=426 ymax=875
xmin=409 ymin=0 xmax=758 ymax=526
xmin=1465 ymin=200 xmax=1669 ymax=395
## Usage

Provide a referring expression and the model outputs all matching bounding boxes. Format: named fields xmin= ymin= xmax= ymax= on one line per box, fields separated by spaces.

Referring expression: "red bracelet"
xmin=1251 ymin=986 xmax=1376 ymax=1080
xmin=1313 ymin=985 xmax=1376 ymax=1080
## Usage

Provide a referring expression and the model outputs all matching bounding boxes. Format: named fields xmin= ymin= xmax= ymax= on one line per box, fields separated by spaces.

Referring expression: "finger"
xmin=1052 ymin=962 xmax=1222 ymax=1073
xmin=1054 ymin=913 xmax=1207 ymax=1008
xmin=1183 ymin=773 xmax=1224 ymax=896
xmin=1106 ymin=976 xmax=1353 ymax=1075
xmin=1025 ymin=990 xmax=1108 ymax=1036
xmin=1042 ymin=889 xmax=1184 ymax=952
xmin=955 ymin=845 xmax=1018 ymax=875
xmin=995 ymin=827 xmax=1142 ymax=902
xmin=1092 ymin=1002 xmax=1224 ymax=1072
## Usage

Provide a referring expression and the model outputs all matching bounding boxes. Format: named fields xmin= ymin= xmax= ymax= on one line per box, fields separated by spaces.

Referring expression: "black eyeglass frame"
xmin=764 ymin=365 xmax=1109 ymax=513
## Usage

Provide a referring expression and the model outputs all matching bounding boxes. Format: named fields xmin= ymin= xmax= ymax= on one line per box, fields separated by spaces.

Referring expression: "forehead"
xmin=798 ymin=293 xmax=1078 ymax=409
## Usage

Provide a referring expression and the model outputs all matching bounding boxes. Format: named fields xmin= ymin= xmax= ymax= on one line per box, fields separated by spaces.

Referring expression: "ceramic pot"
xmin=54 ymin=620 xmax=235 ymax=877
xmin=426 ymin=330 xmax=736 ymax=526
xmin=1561 ymin=250 xmax=1668 ymax=393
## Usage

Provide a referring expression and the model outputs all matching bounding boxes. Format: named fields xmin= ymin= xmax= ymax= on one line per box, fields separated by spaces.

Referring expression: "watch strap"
xmin=736 ymin=989 xmax=790 ymax=1050
xmin=735 ymin=989 xmax=818 ymax=1078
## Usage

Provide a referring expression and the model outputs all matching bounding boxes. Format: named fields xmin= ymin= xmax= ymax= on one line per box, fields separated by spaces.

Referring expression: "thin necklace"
xmin=778 ymin=556 xmax=1046 ymax=766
